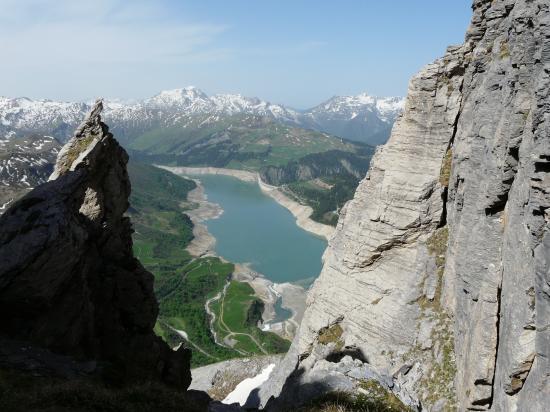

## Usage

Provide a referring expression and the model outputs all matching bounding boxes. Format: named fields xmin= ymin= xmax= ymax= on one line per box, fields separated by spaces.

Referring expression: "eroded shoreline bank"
xmin=183 ymin=177 xmax=222 ymax=257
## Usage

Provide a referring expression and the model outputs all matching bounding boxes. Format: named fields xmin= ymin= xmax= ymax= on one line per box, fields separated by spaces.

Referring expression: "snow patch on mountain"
xmin=0 ymin=134 xmax=61 ymax=212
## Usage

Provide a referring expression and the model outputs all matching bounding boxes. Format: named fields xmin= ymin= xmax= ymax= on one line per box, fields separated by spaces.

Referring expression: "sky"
xmin=1 ymin=0 xmax=472 ymax=108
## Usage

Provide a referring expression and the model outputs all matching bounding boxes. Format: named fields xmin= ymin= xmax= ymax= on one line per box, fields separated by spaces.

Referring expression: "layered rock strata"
xmin=0 ymin=100 xmax=191 ymax=388
xmin=258 ymin=1 xmax=550 ymax=411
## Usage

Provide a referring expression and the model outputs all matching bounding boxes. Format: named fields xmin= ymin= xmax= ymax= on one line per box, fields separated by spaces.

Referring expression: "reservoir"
xmin=193 ymin=174 xmax=327 ymax=285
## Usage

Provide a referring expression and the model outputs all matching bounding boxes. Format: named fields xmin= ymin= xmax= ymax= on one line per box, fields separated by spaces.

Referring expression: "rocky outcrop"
xmin=0 ymin=100 xmax=191 ymax=388
xmin=190 ymin=354 xmax=284 ymax=401
xmin=257 ymin=1 xmax=550 ymax=411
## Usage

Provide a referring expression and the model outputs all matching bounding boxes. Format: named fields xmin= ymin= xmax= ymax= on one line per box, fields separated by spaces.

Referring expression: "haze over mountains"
xmin=0 ymin=87 xmax=404 ymax=145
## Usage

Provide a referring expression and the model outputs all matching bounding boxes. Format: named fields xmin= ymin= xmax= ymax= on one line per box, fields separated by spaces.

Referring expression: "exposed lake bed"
xmin=160 ymin=166 xmax=335 ymax=240
xmin=162 ymin=167 xmax=327 ymax=339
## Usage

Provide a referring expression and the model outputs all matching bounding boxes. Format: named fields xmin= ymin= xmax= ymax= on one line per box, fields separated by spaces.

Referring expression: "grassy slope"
xmin=128 ymin=161 xmax=290 ymax=367
xmin=128 ymin=114 xmax=359 ymax=170
xmin=211 ymin=281 xmax=290 ymax=355
xmin=129 ymin=161 xmax=195 ymax=270
xmin=296 ymin=381 xmax=413 ymax=412
xmin=154 ymin=257 xmax=239 ymax=366
xmin=285 ymin=174 xmax=361 ymax=226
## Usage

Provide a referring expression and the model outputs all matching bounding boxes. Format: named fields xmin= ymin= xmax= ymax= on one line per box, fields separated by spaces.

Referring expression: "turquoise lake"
xmin=194 ymin=174 xmax=327 ymax=284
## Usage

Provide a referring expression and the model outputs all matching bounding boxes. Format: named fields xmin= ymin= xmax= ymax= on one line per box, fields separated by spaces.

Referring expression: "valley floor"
xmin=129 ymin=162 xmax=290 ymax=367
xmin=175 ymin=172 xmax=308 ymax=342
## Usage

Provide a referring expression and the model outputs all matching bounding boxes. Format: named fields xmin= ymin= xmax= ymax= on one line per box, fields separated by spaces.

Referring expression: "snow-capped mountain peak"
xmin=0 ymin=88 xmax=404 ymax=145
xmin=145 ymin=87 xmax=210 ymax=109
xmin=375 ymin=96 xmax=406 ymax=121
xmin=354 ymin=92 xmax=376 ymax=105
xmin=313 ymin=92 xmax=404 ymax=117
xmin=298 ymin=92 xmax=405 ymax=145
xmin=0 ymin=96 xmax=87 ymax=131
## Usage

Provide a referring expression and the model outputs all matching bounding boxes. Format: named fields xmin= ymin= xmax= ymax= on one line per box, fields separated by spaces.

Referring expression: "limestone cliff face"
xmin=444 ymin=1 xmax=549 ymax=409
xmin=259 ymin=1 xmax=550 ymax=411
xmin=0 ymin=101 xmax=191 ymax=388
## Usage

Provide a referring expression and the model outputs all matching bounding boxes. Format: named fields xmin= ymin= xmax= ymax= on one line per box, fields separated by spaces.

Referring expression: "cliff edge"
xmin=257 ymin=1 xmax=550 ymax=411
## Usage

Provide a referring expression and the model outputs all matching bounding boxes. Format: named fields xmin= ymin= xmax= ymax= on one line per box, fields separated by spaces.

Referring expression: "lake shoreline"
xmin=161 ymin=166 xmax=307 ymax=340
xmin=158 ymin=166 xmax=335 ymax=241
xmin=183 ymin=177 xmax=222 ymax=257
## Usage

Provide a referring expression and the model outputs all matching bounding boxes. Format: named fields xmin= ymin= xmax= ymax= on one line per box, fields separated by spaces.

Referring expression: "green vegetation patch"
xmin=129 ymin=114 xmax=357 ymax=171
xmin=296 ymin=386 xmax=412 ymax=412
xmin=211 ymin=281 xmax=290 ymax=356
xmin=156 ymin=257 xmax=239 ymax=367
xmin=286 ymin=174 xmax=361 ymax=226
xmin=426 ymin=226 xmax=449 ymax=274
xmin=129 ymin=161 xmax=289 ymax=366
xmin=318 ymin=323 xmax=344 ymax=350
xmin=220 ymin=281 xmax=259 ymax=334
xmin=439 ymin=149 xmax=452 ymax=187
xmin=415 ymin=226 xmax=449 ymax=312
xmin=403 ymin=310 xmax=457 ymax=409
xmin=412 ymin=226 xmax=457 ymax=409
xmin=129 ymin=161 xmax=196 ymax=213
xmin=421 ymin=321 xmax=456 ymax=408
xmin=129 ymin=161 xmax=195 ymax=271
xmin=359 ymin=380 xmax=413 ymax=412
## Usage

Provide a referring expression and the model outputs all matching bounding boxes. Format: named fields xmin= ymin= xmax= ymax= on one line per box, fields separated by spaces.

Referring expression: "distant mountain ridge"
xmin=0 ymin=88 xmax=397 ymax=211
xmin=0 ymin=87 xmax=403 ymax=145
xmin=300 ymin=93 xmax=404 ymax=145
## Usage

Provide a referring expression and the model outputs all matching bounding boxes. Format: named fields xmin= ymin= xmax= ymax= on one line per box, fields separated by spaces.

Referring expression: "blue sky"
xmin=1 ymin=0 xmax=472 ymax=108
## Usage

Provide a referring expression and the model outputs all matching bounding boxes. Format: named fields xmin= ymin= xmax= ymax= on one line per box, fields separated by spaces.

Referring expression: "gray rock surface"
xmin=0 ymin=100 xmax=191 ymax=388
xmin=252 ymin=354 xmax=418 ymax=411
xmin=443 ymin=1 xmax=550 ymax=410
xmin=190 ymin=354 xmax=283 ymax=400
xmin=258 ymin=1 xmax=550 ymax=411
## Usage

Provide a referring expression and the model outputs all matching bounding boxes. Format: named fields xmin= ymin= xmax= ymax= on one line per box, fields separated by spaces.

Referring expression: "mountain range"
xmin=0 ymin=87 xmax=405 ymax=224
xmin=0 ymin=134 xmax=60 ymax=212
xmin=0 ymin=87 xmax=403 ymax=145
xmin=0 ymin=88 xmax=400 ymax=213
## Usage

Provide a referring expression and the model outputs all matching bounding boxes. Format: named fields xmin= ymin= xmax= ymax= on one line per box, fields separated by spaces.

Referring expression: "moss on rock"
xmin=318 ymin=323 xmax=344 ymax=350
xmin=439 ymin=149 xmax=452 ymax=187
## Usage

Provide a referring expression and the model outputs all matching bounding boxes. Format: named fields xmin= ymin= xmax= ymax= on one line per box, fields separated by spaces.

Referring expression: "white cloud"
xmin=0 ymin=0 xmax=229 ymax=99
